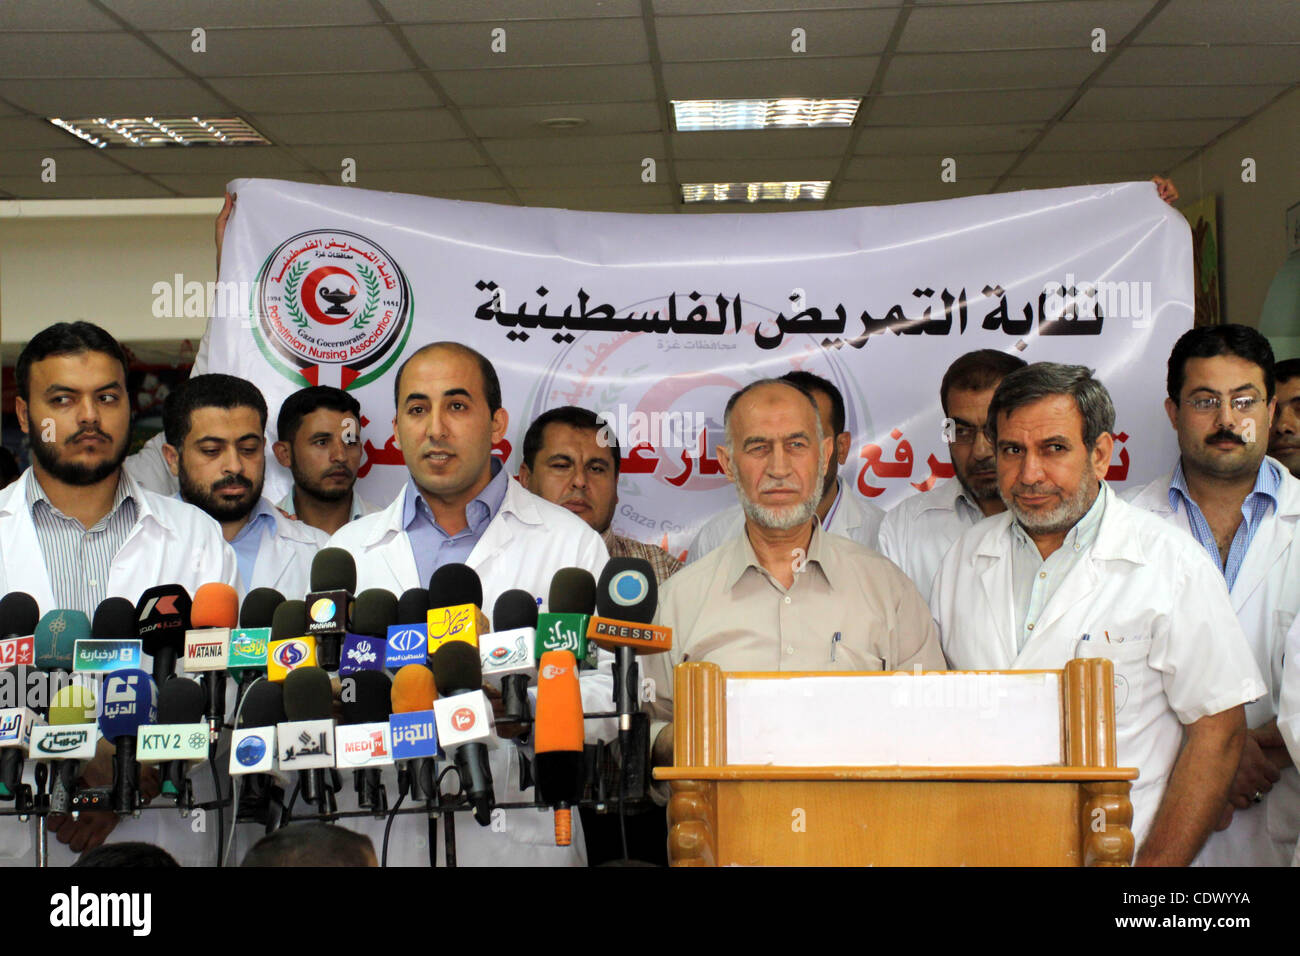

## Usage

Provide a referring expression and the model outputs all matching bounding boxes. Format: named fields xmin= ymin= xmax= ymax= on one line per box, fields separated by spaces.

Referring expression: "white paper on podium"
xmin=725 ymin=673 xmax=1062 ymax=767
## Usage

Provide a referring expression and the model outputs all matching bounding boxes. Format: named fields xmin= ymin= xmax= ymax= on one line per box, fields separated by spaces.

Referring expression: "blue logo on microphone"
xmin=609 ymin=570 xmax=650 ymax=607
xmin=236 ymin=735 xmax=267 ymax=767
xmin=386 ymin=624 xmax=428 ymax=668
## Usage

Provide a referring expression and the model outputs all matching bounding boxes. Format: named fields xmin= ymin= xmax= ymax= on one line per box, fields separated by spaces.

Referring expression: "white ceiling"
xmin=0 ymin=0 xmax=1295 ymax=211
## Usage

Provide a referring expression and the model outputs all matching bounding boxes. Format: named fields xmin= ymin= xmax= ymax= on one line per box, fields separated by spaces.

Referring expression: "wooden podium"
xmin=654 ymin=659 xmax=1137 ymax=866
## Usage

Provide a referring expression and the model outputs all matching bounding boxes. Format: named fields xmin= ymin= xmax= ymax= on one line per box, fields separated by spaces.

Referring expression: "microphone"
xmin=86 ymin=597 xmax=143 ymax=672
xmin=34 ymin=609 xmax=89 ymax=676
xmin=0 ymin=704 xmax=38 ymax=799
xmin=430 ymin=641 xmax=495 ymax=826
xmin=230 ymin=588 xmax=283 ymax=691
xmin=341 ymin=589 xmax=397 ymax=676
xmin=427 ymin=564 xmax=487 ymax=655
xmin=390 ymin=664 xmax=439 ymax=801
xmin=587 ymin=558 xmax=672 ymax=725
xmin=306 ymin=548 xmax=356 ymax=671
xmin=481 ymin=590 xmax=538 ymax=725
xmin=338 ymin=669 xmax=393 ymax=812
xmin=0 ymin=592 xmax=40 ymax=670
xmin=231 ymin=680 xmax=286 ymax=830
xmin=29 ymin=610 xmax=90 ymax=807
xmin=268 ymin=600 xmax=316 ymax=681
xmin=37 ymin=683 xmax=99 ymax=815
xmin=185 ymin=583 xmax=238 ymax=731
xmin=534 ymin=650 xmax=585 ymax=846
xmin=144 ymin=678 xmax=208 ymax=800
xmin=386 ymin=588 xmax=430 ymax=670
xmin=97 ymin=668 xmax=158 ymax=815
xmin=135 ymin=584 xmax=192 ymax=687
xmin=536 ymin=568 xmax=595 ymax=662
xmin=281 ymin=666 xmax=337 ymax=817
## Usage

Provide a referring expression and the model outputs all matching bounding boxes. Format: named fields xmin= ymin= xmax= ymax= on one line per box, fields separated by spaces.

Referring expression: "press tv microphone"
xmin=136 ymin=584 xmax=192 ymax=686
xmin=427 ymin=563 xmax=487 ymax=654
xmin=343 ymin=589 xmax=397 ymax=676
xmin=306 ymin=549 xmax=355 ymax=671
xmin=97 ymin=668 xmax=158 ymax=815
xmin=281 ymin=666 xmax=337 ymax=816
xmin=43 ymin=683 xmax=98 ymax=814
xmin=536 ymin=568 xmax=595 ymax=661
xmin=153 ymin=678 xmax=207 ymax=798
xmin=588 ymin=558 xmax=672 ymax=729
xmin=339 ymin=669 xmax=393 ymax=811
xmin=390 ymin=664 xmax=438 ymax=801
xmin=269 ymin=600 xmax=316 ymax=682
xmin=34 ymin=609 xmax=90 ymax=675
xmin=430 ymin=641 xmax=495 ymax=826
xmin=186 ymin=583 xmax=238 ymax=727
xmin=534 ymin=650 xmax=585 ymax=846
xmin=482 ymin=590 xmax=538 ymax=725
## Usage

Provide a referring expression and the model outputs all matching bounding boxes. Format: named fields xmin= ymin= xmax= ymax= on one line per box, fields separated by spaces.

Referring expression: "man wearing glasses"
xmin=1126 ymin=324 xmax=1300 ymax=867
xmin=878 ymin=349 xmax=1026 ymax=598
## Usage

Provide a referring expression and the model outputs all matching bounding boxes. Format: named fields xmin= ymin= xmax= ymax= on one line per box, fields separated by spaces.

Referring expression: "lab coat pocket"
xmin=1078 ymin=638 xmax=1151 ymax=719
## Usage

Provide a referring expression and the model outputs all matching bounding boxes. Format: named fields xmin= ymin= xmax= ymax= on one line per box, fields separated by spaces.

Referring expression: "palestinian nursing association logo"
xmin=252 ymin=229 xmax=413 ymax=390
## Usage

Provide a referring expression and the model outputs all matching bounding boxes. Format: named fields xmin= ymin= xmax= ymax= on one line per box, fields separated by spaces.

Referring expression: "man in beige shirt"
xmin=647 ymin=379 xmax=946 ymax=762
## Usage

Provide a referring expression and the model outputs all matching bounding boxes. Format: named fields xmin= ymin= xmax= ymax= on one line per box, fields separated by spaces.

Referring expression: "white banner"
xmin=212 ymin=178 xmax=1191 ymax=557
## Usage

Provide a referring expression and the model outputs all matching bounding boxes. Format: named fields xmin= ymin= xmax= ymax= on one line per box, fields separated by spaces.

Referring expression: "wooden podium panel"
xmin=657 ymin=660 xmax=1137 ymax=867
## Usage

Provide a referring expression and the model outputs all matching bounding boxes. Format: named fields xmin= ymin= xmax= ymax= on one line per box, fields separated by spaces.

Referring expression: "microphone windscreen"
xmin=240 ymin=588 xmax=285 ymax=628
xmin=157 ymin=677 xmax=206 ymax=723
xmin=594 ymin=558 xmax=658 ymax=624
xmin=493 ymin=589 xmax=538 ymax=631
xmin=397 ymin=588 xmax=430 ymax=625
xmin=391 ymin=664 xmax=436 ymax=713
xmin=310 ymin=548 xmax=357 ymax=593
xmin=34 ymin=609 xmax=90 ymax=670
xmin=238 ymin=680 xmax=286 ymax=728
xmin=429 ymin=640 xmax=482 ymax=697
xmin=282 ymin=666 xmax=333 ymax=721
xmin=429 ymin=563 xmax=482 ymax=609
xmin=192 ymin=583 xmax=239 ymax=629
xmin=352 ymin=589 xmax=399 ymax=638
xmin=50 ymin=683 xmax=97 ymax=725
xmin=91 ymin=597 xmax=137 ymax=640
xmin=270 ymin=600 xmax=309 ymax=640
xmin=534 ymin=650 xmax=584 ymax=754
xmin=341 ymin=669 xmax=393 ymax=724
xmin=135 ymin=584 xmax=192 ymax=653
xmin=97 ymin=669 xmax=158 ymax=739
xmin=0 ymin=592 xmax=40 ymax=638
xmin=548 ymin=568 xmax=596 ymax=615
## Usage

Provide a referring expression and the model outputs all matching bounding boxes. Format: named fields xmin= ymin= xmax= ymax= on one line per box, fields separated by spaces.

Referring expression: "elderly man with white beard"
xmin=644 ymin=378 xmax=946 ymax=764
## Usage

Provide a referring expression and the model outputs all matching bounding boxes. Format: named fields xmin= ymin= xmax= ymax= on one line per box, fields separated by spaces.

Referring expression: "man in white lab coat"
xmin=879 ymin=349 xmax=1026 ymax=598
xmin=1124 ymin=325 xmax=1300 ymax=866
xmin=1278 ymin=614 xmax=1300 ymax=864
xmin=932 ymin=362 xmax=1265 ymax=865
xmin=687 ymin=370 xmax=884 ymax=562
xmin=0 ymin=322 xmax=238 ymax=866
xmin=327 ymin=342 xmax=611 ymax=866
xmin=161 ymin=374 xmax=325 ymax=601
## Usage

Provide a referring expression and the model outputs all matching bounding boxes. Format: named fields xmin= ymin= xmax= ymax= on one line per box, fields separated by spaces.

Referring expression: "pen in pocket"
xmin=830 ymin=631 xmax=841 ymax=662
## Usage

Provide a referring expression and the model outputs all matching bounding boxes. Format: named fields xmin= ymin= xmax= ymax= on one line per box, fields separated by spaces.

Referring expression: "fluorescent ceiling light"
xmin=682 ymin=181 xmax=830 ymax=203
xmin=47 ymin=116 xmax=270 ymax=148
xmin=672 ymin=98 xmax=860 ymax=131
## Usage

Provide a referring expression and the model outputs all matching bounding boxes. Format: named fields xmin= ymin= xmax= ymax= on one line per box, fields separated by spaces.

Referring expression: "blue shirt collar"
xmin=402 ymin=457 xmax=507 ymax=535
xmin=1168 ymin=458 xmax=1280 ymax=515
xmin=231 ymin=495 xmax=279 ymax=545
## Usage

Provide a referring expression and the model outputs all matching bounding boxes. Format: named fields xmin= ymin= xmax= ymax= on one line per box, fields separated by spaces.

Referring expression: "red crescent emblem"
xmin=301 ymin=266 xmax=357 ymax=326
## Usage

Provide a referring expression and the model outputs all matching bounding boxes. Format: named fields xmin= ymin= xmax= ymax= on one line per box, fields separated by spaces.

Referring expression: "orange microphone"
xmin=534 ymin=650 xmax=585 ymax=846
xmin=185 ymin=582 xmax=240 ymax=726
xmin=391 ymin=663 xmax=439 ymax=801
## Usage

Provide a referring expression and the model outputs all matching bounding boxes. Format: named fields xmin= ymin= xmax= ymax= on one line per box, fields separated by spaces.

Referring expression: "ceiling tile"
xmin=657 ymin=10 xmax=898 ymax=61
xmin=0 ymin=116 xmax=101 ymax=150
xmin=358 ymin=167 xmax=505 ymax=192
xmin=844 ymin=152 xmax=1021 ymax=180
xmin=108 ymin=146 xmax=311 ymax=175
xmin=483 ymin=132 xmax=663 ymax=166
xmin=1037 ymin=118 xmax=1236 ymax=151
xmin=898 ymin=1 xmax=1154 ymax=53
xmin=436 ymin=64 xmax=657 ymax=106
xmin=383 ymin=0 xmax=642 ymax=21
xmin=998 ymin=175 xmax=1104 ymax=192
xmin=0 ymin=32 xmax=181 ymax=78
xmin=833 ymin=178 xmax=999 ymax=203
xmin=1139 ymin=0 xmax=1300 ymax=44
xmin=1067 ymin=84 xmax=1288 ymax=122
xmin=1013 ymin=146 xmax=1193 ymax=178
xmin=855 ymin=123 xmax=1042 ymax=153
xmin=672 ymin=128 xmax=851 ymax=159
xmin=0 ymin=77 xmax=227 ymax=116
xmin=0 ymin=147 xmax=134 ymax=178
xmin=293 ymin=141 xmax=485 ymax=169
xmin=0 ymin=2 xmax=120 ymax=30
xmin=151 ymin=171 xmax=326 ymax=196
xmin=101 ymin=0 xmax=381 ymax=28
xmin=143 ymin=26 xmax=409 ymax=76
xmin=675 ymin=157 xmax=842 ymax=181
xmin=867 ymin=89 xmax=1073 ymax=125
xmin=662 ymin=56 xmax=878 ymax=99
xmin=654 ymin=0 xmax=899 ymax=12
xmin=1101 ymin=44 xmax=1300 ymax=87
xmin=0 ymin=173 xmax=175 ymax=198
xmin=461 ymin=101 xmax=662 ymax=138
xmin=400 ymin=18 xmax=649 ymax=68
xmin=883 ymin=49 xmax=1100 ymax=92
xmin=252 ymin=108 xmax=464 ymax=145
xmin=517 ymin=184 xmax=675 ymax=209
xmin=207 ymin=72 xmax=440 ymax=113
xmin=498 ymin=163 xmax=645 ymax=188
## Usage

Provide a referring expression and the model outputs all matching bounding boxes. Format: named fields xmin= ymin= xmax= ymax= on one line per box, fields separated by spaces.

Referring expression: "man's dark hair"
xmin=1274 ymin=357 xmax=1300 ymax=386
xmin=393 ymin=342 xmax=502 ymax=414
xmin=0 ymin=447 xmax=19 ymax=487
xmin=987 ymin=363 xmax=1115 ymax=449
xmin=15 ymin=321 xmax=130 ymax=403
xmin=163 ymin=373 xmax=268 ymax=447
xmin=276 ymin=385 xmax=361 ymax=443
xmin=72 ymin=841 xmax=180 ymax=867
xmin=1167 ymin=324 xmax=1276 ymax=403
xmin=522 ymin=405 xmax=621 ymax=476
xmin=779 ymin=370 xmax=846 ymax=436
xmin=241 ymin=823 xmax=377 ymax=867
xmin=939 ymin=349 xmax=1028 ymax=415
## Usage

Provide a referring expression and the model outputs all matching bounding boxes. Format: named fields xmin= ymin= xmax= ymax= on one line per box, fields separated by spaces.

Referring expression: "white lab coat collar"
xmin=249 ymin=503 xmax=327 ymax=596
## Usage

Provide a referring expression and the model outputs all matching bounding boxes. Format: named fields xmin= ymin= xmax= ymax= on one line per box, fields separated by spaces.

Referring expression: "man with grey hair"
xmin=932 ymin=362 xmax=1265 ymax=865
xmin=646 ymin=378 xmax=946 ymax=764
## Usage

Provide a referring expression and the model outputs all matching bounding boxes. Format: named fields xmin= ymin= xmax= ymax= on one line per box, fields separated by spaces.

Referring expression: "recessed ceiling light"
xmin=538 ymin=117 xmax=588 ymax=130
xmin=47 ymin=116 xmax=270 ymax=147
xmin=672 ymin=98 xmax=860 ymax=132
xmin=682 ymin=181 xmax=830 ymax=203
